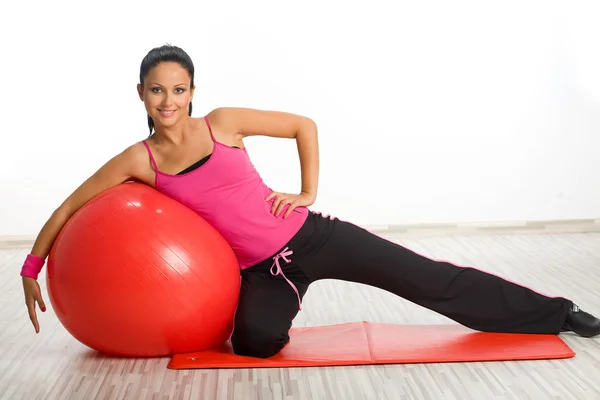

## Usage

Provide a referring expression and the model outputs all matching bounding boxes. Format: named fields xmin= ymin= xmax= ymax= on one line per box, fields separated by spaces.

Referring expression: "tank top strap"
xmin=204 ymin=115 xmax=217 ymax=142
xmin=142 ymin=140 xmax=159 ymax=171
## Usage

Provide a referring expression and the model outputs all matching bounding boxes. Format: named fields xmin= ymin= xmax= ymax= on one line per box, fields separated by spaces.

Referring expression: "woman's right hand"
xmin=22 ymin=276 xmax=46 ymax=333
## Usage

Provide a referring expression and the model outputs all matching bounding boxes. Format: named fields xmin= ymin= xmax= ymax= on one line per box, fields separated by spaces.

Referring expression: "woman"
xmin=21 ymin=44 xmax=599 ymax=358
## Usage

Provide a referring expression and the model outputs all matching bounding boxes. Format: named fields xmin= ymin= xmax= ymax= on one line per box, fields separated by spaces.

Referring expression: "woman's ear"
xmin=137 ymin=84 xmax=143 ymax=101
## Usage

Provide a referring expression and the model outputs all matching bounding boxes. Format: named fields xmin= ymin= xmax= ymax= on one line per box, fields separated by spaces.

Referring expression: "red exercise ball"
xmin=46 ymin=182 xmax=241 ymax=357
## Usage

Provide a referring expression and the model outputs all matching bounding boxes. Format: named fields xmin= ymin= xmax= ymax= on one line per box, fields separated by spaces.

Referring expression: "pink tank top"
xmin=141 ymin=116 xmax=309 ymax=271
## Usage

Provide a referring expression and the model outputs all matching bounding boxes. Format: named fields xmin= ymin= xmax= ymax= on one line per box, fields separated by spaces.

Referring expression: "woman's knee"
xmin=231 ymin=321 xmax=290 ymax=359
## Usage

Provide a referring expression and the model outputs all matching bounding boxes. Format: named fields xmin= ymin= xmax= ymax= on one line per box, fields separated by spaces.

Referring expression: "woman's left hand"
xmin=265 ymin=191 xmax=315 ymax=218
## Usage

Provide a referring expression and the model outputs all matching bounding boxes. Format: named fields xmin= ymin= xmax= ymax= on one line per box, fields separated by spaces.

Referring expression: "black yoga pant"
xmin=230 ymin=211 xmax=572 ymax=358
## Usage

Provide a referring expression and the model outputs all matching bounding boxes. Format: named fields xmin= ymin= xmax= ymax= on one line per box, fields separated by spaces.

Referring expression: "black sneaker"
xmin=562 ymin=304 xmax=600 ymax=338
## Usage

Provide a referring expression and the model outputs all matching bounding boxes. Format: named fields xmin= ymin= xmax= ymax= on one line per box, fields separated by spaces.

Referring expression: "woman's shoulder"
xmin=203 ymin=107 xmax=260 ymax=132
xmin=116 ymin=141 xmax=155 ymax=180
xmin=203 ymin=107 xmax=234 ymax=130
xmin=123 ymin=140 xmax=152 ymax=161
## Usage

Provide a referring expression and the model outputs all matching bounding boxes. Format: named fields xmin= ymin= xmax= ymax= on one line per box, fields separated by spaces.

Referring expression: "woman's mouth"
xmin=159 ymin=110 xmax=176 ymax=117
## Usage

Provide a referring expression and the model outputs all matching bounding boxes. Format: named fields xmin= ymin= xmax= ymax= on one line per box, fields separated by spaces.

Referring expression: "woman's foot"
xmin=562 ymin=304 xmax=600 ymax=337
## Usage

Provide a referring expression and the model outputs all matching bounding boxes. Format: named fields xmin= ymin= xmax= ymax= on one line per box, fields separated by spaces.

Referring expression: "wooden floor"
xmin=2 ymin=230 xmax=600 ymax=399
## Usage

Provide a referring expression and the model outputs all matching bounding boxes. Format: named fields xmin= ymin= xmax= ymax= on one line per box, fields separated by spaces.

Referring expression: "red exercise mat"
xmin=168 ymin=322 xmax=575 ymax=369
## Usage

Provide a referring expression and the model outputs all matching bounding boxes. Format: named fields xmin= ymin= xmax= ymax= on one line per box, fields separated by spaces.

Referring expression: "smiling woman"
xmin=18 ymin=44 xmax=600 ymax=360
xmin=136 ymin=46 xmax=196 ymax=137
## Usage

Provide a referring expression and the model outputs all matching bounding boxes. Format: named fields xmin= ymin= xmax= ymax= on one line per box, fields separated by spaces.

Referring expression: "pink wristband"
xmin=20 ymin=254 xmax=45 ymax=280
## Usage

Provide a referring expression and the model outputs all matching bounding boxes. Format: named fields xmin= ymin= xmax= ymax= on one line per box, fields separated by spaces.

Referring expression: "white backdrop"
xmin=1 ymin=0 xmax=600 ymax=236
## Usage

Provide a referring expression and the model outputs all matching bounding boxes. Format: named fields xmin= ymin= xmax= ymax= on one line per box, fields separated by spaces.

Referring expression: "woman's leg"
xmin=230 ymin=259 xmax=310 ymax=358
xmin=299 ymin=213 xmax=575 ymax=334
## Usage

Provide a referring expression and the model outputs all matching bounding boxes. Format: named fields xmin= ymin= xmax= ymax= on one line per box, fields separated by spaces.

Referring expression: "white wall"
xmin=1 ymin=0 xmax=600 ymax=236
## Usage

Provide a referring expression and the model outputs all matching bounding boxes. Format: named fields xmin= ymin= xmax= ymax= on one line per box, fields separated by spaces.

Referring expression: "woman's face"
xmin=137 ymin=62 xmax=195 ymax=130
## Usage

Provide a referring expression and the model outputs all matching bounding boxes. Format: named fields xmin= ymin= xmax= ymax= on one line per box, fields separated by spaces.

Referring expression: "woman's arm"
xmin=207 ymin=107 xmax=320 ymax=202
xmin=29 ymin=144 xmax=148 ymax=260
xmin=22 ymin=143 xmax=149 ymax=333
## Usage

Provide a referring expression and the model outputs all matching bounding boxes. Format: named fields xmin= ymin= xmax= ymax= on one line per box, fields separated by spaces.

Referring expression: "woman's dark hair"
xmin=139 ymin=44 xmax=195 ymax=136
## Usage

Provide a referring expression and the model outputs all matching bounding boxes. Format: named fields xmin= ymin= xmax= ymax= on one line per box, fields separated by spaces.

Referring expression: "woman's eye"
xmin=150 ymin=87 xmax=185 ymax=93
